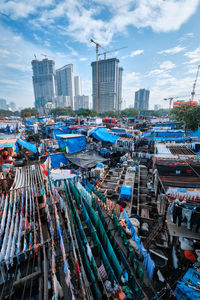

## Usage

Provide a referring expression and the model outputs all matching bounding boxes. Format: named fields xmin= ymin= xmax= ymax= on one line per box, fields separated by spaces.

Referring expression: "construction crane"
xmin=41 ymin=53 xmax=54 ymax=59
xmin=90 ymin=39 xmax=109 ymax=113
xmin=98 ymin=46 xmax=128 ymax=60
xmin=191 ymin=65 xmax=200 ymax=102
xmin=164 ymin=94 xmax=200 ymax=114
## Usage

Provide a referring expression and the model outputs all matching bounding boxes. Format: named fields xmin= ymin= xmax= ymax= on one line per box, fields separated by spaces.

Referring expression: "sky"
xmin=1 ymin=0 xmax=200 ymax=110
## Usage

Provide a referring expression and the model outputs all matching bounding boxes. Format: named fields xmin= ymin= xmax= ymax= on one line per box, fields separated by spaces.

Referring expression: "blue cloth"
xmin=123 ymin=210 xmax=140 ymax=250
xmin=89 ymin=128 xmax=119 ymax=144
xmin=50 ymin=153 xmax=68 ymax=168
xmin=120 ymin=186 xmax=132 ymax=200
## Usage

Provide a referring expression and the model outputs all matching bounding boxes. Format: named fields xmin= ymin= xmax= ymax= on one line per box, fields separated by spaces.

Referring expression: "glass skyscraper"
xmin=56 ymin=64 xmax=75 ymax=109
xmin=134 ymin=89 xmax=150 ymax=110
xmin=91 ymin=58 xmax=123 ymax=113
xmin=31 ymin=58 xmax=57 ymax=105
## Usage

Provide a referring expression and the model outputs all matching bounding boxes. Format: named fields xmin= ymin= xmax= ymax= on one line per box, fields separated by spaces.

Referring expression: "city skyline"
xmin=1 ymin=1 xmax=200 ymax=109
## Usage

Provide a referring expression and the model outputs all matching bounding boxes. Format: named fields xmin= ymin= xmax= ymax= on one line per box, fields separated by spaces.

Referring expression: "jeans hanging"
xmin=173 ymin=205 xmax=182 ymax=226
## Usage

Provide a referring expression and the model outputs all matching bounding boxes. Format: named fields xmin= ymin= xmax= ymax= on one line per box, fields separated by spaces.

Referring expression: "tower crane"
xmin=191 ymin=65 xmax=200 ymax=102
xmin=98 ymin=46 xmax=128 ymax=60
xmin=164 ymin=93 xmax=200 ymax=114
xmin=41 ymin=53 xmax=54 ymax=59
xmin=90 ymin=39 xmax=108 ymax=113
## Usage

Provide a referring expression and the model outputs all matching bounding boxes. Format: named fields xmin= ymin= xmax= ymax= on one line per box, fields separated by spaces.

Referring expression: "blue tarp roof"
xmin=49 ymin=153 xmax=68 ymax=168
xmin=188 ymin=126 xmax=200 ymax=138
xmin=55 ymin=134 xmax=86 ymax=153
xmin=16 ymin=138 xmax=37 ymax=154
xmin=89 ymin=128 xmax=119 ymax=144
xmin=0 ymin=142 xmax=16 ymax=148
xmin=143 ymin=130 xmax=184 ymax=138
xmin=153 ymin=137 xmax=190 ymax=142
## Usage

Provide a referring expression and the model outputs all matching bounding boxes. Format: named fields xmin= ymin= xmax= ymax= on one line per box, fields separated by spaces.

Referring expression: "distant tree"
xmin=76 ymin=109 xmax=96 ymax=117
xmin=51 ymin=107 xmax=74 ymax=116
xmin=140 ymin=109 xmax=169 ymax=117
xmin=172 ymin=105 xmax=200 ymax=131
xmin=120 ymin=108 xmax=139 ymax=117
xmin=20 ymin=108 xmax=39 ymax=118
xmin=0 ymin=109 xmax=14 ymax=117
xmin=172 ymin=104 xmax=200 ymax=131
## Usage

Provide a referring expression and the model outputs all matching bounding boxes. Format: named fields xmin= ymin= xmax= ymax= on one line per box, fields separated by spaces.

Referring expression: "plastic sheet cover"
xmin=65 ymin=150 xmax=107 ymax=168
xmin=16 ymin=138 xmax=37 ymax=154
xmin=49 ymin=153 xmax=68 ymax=169
xmin=89 ymin=128 xmax=119 ymax=144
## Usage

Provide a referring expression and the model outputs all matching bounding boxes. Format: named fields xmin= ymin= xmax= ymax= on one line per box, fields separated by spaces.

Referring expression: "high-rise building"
xmin=0 ymin=99 xmax=9 ymax=110
xmin=91 ymin=58 xmax=123 ymax=113
xmin=54 ymin=96 xmax=71 ymax=108
xmin=74 ymin=76 xmax=82 ymax=96
xmin=31 ymin=58 xmax=57 ymax=105
xmin=74 ymin=95 xmax=89 ymax=111
xmin=56 ymin=64 xmax=75 ymax=109
xmin=134 ymin=89 xmax=150 ymax=110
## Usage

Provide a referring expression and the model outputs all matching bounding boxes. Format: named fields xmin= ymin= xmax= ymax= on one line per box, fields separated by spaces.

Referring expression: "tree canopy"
xmin=76 ymin=109 xmax=96 ymax=117
xmin=51 ymin=107 xmax=74 ymax=116
xmin=21 ymin=108 xmax=39 ymax=118
xmin=172 ymin=104 xmax=200 ymax=131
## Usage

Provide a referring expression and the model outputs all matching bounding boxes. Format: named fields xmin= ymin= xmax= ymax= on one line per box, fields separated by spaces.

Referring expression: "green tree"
xmin=21 ymin=108 xmax=39 ymax=118
xmin=120 ymin=108 xmax=139 ymax=117
xmin=0 ymin=109 xmax=14 ymax=117
xmin=51 ymin=107 xmax=75 ymax=116
xmin=76 ymin=109 xmax=96 ymax=117
xmin=172 ymin=104 xmax=200 ymax=131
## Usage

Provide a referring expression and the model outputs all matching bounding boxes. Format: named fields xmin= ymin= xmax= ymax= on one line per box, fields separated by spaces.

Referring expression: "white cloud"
xmin=184 ymin=47 xmax=200 ymax=64
xmin=80 ymin=57 xmax=88 ymax=61
xmin=123 ymin=72 xmax=141 ymax=84
xmin=0 ymin=0 xmax=53 ymax=19
xmin=1 ymin=0 xmax=199 ymax=45
xmin=0 ymin=24 xmax=77 ymax=107
xmin=64 ymin=43 xmax=79 ymax=56
xmin=122 ymin=49 xmax=144 ymax=59
xmin=130 ymin=50 xmax=144 ymax=57
xmin=158 ymin=45 xmax=185 ymax=55
xmin=160 ymin=61 xmax=176 ymax=70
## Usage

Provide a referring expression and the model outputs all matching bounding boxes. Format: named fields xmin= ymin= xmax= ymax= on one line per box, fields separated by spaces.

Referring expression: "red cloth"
xmin=76 ymin=260 xmax=80 ymax=279
xmin=119 ymin=206 xmax=123 ymax=212
xmin=184 ymin=250 xmax=197 ymax=263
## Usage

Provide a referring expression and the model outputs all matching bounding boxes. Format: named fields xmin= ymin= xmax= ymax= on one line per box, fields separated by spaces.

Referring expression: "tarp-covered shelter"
xmin=56 ymin=134 xmax=86 ymax=153
xmin=89 ymin=128 xmax=119 ymax=144
xmin=0 ymin=138 xmax=17 ymax=150
xmin=49 ymin=153 xmax=68 ymax=168
xmin=16 ymin=138 xmax=37 ymax=154
xmin=65 ymin=150 xmax=107 ymax=168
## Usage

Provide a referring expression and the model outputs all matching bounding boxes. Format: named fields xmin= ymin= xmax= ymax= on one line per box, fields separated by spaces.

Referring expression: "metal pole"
xmin=96 ymin=45 xmax=99 ymax=113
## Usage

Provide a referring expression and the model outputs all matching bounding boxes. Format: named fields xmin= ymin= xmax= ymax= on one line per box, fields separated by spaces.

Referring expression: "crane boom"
xmin=191 ymin=65 xmax=200 ymax=101
xmin=98 ymin=46 xmax=128 ymax=59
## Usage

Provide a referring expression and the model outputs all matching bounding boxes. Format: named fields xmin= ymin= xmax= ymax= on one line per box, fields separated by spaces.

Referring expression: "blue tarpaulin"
xmin=120 ymin=185 xmax=132 ymax=200
xmin=175 ymin=267 xmax=200 ymax=300
xmin=188 ymin=126 xmax=200 ymax=138
xmin=153 ymin=137 xmax=189 ymax=142
xmin=16 ymin=138 xmax=37 ymax=154
xmin=49 ymin=153 xmax=68 ymax=168
xmin=89 ymin=128 xmax=119 ymax=144
xmin=53 ymin=127 xmax=71 ymax=138
xmin=56 ymin=134 xmax=86 ymax=153
xmin=143 ymin=130 xmax=184 ymax=138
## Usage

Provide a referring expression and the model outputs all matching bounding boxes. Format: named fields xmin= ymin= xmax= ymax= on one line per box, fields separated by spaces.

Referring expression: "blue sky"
xmin=1 ymin=0 xmax=200 ymax=110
